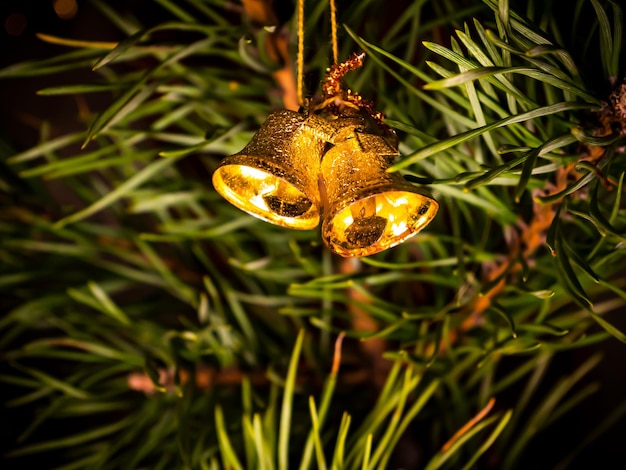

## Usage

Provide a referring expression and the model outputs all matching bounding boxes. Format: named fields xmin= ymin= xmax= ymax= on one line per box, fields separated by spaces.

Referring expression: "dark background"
xmin=1 ymin=1 xmax=625 ymax=468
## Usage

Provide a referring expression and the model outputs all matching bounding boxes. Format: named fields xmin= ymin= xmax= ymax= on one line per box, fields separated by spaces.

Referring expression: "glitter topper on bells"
xmin=212 ymin=4 xmax=438 ymax=257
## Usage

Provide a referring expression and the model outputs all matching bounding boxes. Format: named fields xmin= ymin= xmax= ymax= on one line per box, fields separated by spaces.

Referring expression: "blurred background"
xmin=1 ymin=1 xmax=625 ymax=468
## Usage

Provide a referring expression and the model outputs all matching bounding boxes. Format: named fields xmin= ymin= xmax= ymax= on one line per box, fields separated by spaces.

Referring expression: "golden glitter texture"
xmin=320 ymin=109 xmax=439 ymax=257
xmin=212 ymin=110 xmax=326 ymax=229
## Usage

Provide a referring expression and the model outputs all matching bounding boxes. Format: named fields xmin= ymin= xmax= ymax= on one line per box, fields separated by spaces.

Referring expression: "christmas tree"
xmin=1 ymin=0 xmax=625 ymax=468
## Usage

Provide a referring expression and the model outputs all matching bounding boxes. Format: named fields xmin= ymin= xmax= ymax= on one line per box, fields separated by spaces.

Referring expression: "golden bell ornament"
xmin=321 ymin=112 xmax=439 ymax=257
xmin=212 ymin=110 xmax=326 ymax=229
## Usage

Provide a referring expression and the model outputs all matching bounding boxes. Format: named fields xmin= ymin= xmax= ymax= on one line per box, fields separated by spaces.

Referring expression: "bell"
xmin=321 ymin=117 xmax=438 ymax=257
xmin=212 ymin=110 xmax=326 ymax=229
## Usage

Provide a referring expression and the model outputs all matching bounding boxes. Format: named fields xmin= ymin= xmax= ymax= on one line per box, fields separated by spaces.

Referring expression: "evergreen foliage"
xmin=1 ymin=0 xmax=625 ymax=468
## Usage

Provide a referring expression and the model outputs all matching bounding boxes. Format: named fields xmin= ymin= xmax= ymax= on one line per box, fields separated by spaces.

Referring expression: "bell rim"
xmin=321 ymin=188 xmax=439 ymax=257
xmin=321 ymin=181 xmax=437 ymax=222
xmin=212 ymin=162 xmax=321 ymax=230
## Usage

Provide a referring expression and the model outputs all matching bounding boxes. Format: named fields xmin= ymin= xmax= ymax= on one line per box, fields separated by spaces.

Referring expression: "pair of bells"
xmin=212 ymin=109 xmax=438 ymax=257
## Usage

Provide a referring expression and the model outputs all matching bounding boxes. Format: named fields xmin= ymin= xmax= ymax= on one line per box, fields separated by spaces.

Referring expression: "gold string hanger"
xmin=297 ymin=0 xmax=338 ymax=106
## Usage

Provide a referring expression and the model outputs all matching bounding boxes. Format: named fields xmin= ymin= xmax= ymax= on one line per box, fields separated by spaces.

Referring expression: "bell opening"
xmin=212 ymin=164 xmax=319 ymax=229
xmin=324 ymin=190 xmax=438 ymax=257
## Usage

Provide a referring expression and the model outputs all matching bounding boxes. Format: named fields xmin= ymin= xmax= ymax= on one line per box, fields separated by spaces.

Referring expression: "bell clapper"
xmin=261 ymin=180 xmax=313 ymax=218
xmin=344 ymin=197 xmax=387 ymax=248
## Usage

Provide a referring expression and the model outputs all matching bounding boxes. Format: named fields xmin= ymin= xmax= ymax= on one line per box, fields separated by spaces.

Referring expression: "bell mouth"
xmin=212 ymin=164 xmax=320 ymax=230
xmin=323 ymin=190 xmax=438 ymax=257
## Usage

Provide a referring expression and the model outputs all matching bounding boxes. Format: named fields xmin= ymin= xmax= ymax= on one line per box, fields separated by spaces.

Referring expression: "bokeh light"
xmin=5 ymin=12 xmax=27 ymax=36
xmin=52 ymin=0 xmax=78 ymax=20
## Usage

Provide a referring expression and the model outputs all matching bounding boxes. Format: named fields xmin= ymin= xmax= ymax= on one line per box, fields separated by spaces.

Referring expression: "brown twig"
xmin=127 ymin=366 xmax=267 ymax=394
xmin=127 ymin=332 xmax=357 ymax=394
xmin=340 ymin=259 xmax=391 ymax=387
xmin=460 ymin=78 xmax=626 ymax=331
xmin=452 ymin=161 xmax=569 ymax=338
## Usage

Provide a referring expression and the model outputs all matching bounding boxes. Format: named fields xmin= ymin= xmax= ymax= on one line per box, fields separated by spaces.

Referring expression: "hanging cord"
xmin=330 ymin=0 xmax=339 ymax=64
xmin=297 ymin=0 xmax=339 ymax=105
xmin=297 ymin=0 xmax=305 ymax=106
